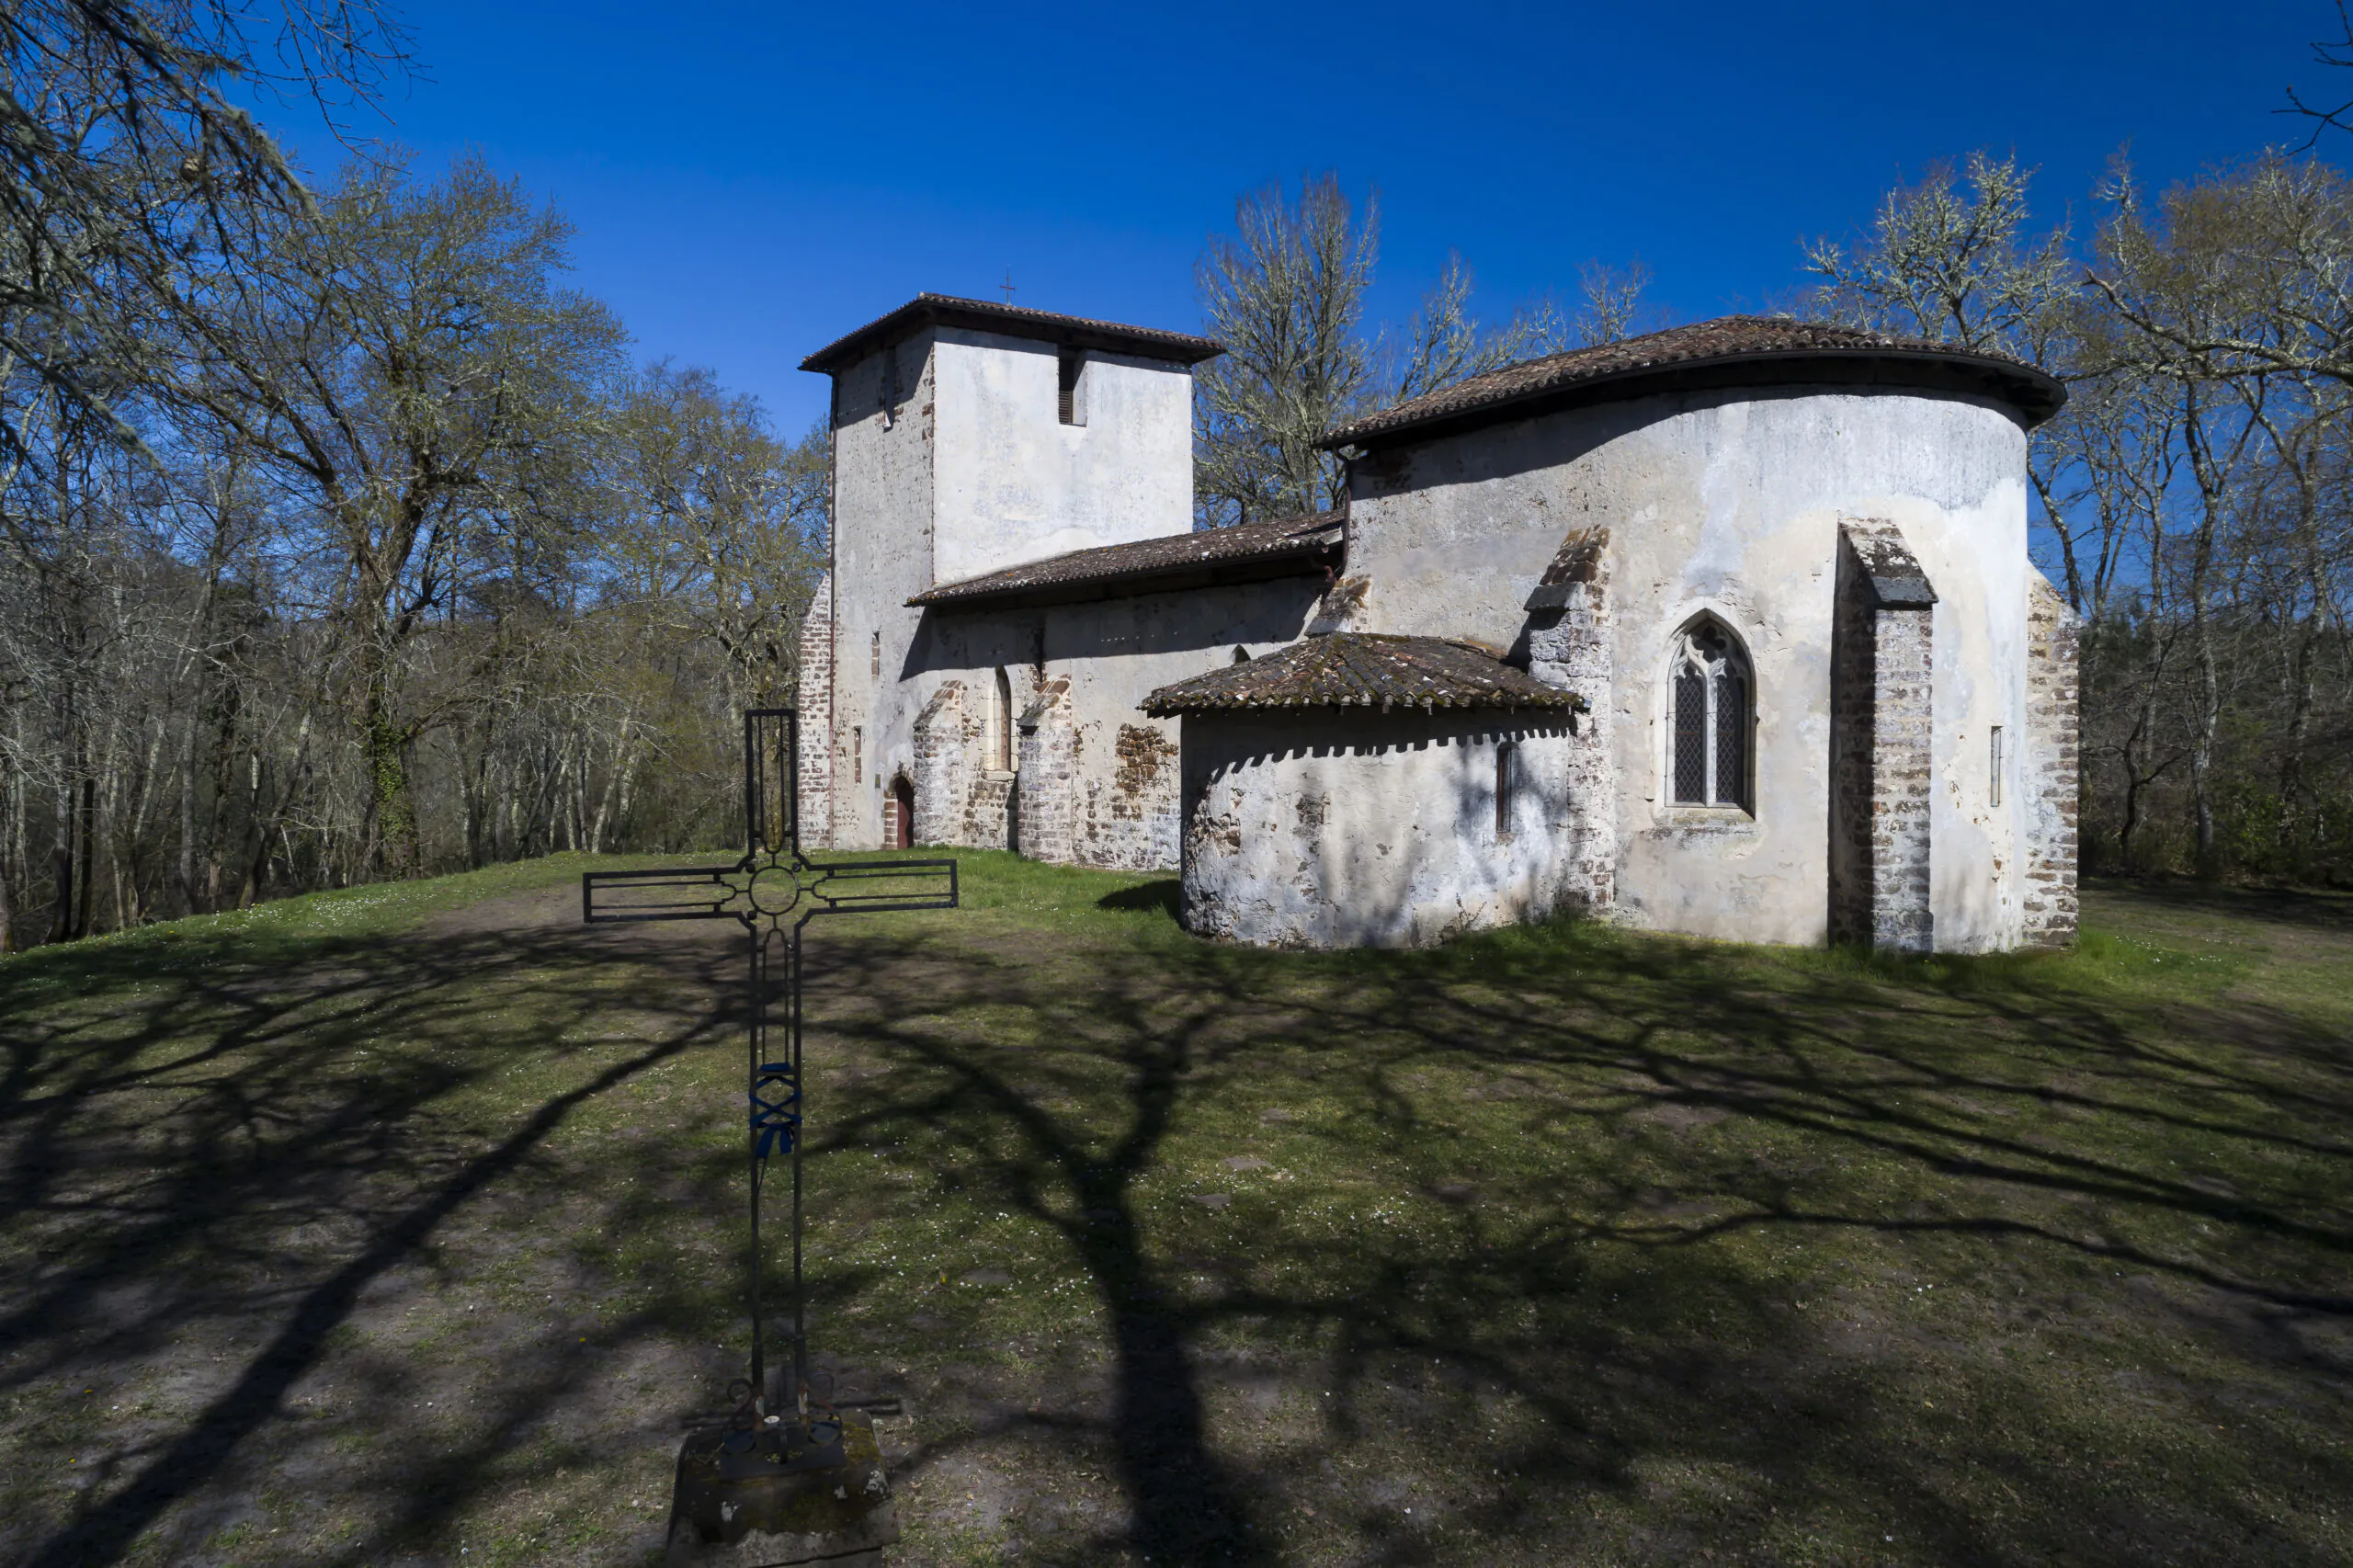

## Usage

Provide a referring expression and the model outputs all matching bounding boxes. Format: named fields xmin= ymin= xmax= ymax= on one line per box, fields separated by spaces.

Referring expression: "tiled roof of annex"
xmin=1323 ymin=315 xmax=2065 ymax=448
xmin=909 ymin=513 xmax=1343 ymax=611
xmin=801 ymin=293 xmax=1224 ymax=373
xmin=1141 ymin=632 xmax=1585 ymax=716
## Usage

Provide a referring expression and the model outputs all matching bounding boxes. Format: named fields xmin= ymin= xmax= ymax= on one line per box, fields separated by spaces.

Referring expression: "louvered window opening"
xmin=1057 ymin=351 xmax=1085 ymax=426
xmin=1670 ymin=621 xmax=1751 ymax=811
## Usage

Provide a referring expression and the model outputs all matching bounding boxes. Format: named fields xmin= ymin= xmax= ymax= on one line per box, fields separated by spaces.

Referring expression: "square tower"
xmin=798 ymin=295 xmax=1222 ymax=847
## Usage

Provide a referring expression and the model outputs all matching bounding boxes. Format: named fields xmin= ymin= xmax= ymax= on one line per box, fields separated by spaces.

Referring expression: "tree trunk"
xmin=76 ymin=776 xmax=96 ymax=939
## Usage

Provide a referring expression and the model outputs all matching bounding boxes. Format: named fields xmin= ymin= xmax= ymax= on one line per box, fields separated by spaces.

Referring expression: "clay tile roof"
xmin=1322 ymin=315 xmax=2065 ymax=448
xmin=909 ymin=513 xmax=1343 ymax=611
xmin=801 ymin=293 xmax=1224 ymax=373
xmin=1141 ymin=633 xmax=1586 ymax=716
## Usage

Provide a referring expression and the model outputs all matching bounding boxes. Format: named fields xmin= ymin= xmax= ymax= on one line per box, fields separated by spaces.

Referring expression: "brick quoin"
xmin=794 ymin=570 xmax=835 ymax=848
xmin=2021 ymin=574 xmax=2081 ymax=948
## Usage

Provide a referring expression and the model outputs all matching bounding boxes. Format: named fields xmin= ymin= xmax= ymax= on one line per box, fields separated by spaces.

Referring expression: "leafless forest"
xmin=6 ymin=5 xmax=2352 ymax=951
xmin=1809 ymin=150 xmax=2353 ymax=885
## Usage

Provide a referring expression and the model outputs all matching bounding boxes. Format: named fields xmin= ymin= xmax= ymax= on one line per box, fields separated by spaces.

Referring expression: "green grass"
xmin=1 ymin=853 xmax=2348 ymax=1567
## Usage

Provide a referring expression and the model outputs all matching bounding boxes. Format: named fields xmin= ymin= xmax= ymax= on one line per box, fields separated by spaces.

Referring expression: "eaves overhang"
xmin=1321 ymin=346 xmax=2066 ymax=454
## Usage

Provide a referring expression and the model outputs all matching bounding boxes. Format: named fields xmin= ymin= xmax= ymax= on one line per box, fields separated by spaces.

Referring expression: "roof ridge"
xmin=1142 ymin=631 xmax=1586 ymax=715
xmin=801 ymin=294 xmax=1224 ymax=372
xmin=1323 ymin=313 xmax=2063 ymax=448
xmin=908 ymin=514 xmax=1343 ymax=611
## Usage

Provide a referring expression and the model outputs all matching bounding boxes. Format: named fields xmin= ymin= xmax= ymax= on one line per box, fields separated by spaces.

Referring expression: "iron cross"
xmin=582 ymin=709 xmax=956 ymax=1438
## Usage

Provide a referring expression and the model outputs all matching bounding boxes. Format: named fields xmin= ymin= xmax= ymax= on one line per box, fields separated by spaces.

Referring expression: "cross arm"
xmin=798 ymin=855 xmax=959 ymax=916
xmin=583 ymin=863 xmax=750 ymax=924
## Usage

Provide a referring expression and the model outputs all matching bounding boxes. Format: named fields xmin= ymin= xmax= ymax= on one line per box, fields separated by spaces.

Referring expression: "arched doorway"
xmin=889 ymin=776 xmax=915 ymax=848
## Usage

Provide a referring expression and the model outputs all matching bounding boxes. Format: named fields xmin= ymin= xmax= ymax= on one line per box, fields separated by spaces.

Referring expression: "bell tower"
xmin=798 ymin=294 xmax=1222 ymax=846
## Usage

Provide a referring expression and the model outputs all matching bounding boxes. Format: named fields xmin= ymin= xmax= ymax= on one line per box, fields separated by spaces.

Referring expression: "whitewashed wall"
xmin=1341 ymin=386 xmax=2035 ymax=950
xmin=824 ymin=332 xmax=940 ymax=848
xmin=822 ymin=326 xmax=1202 ymax=850
xmin=930 ymin=332 xmax=1195 ymax=583
xmin=1179 ymin=710 xmax=1589 ymax=948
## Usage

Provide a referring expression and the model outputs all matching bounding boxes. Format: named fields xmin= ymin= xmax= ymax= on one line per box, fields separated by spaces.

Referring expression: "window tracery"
xmin=1669 ymin=619 xmax=1752 ymax=811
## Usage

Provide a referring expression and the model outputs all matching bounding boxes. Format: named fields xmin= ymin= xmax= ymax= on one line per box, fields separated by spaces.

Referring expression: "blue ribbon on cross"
xmin=750 ymin=1065 xmax=801 ymax=1160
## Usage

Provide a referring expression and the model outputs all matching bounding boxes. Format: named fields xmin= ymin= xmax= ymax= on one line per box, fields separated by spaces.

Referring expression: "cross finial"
xmin=1000 ymin=268 xmax=1017 ymax=304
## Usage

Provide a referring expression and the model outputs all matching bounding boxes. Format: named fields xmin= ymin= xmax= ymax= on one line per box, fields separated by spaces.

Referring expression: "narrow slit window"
xmin=1668 ymin=619 xmax=1753 ymax=811
xmin=1057 ymin=350 xmax=1086 ymax=426
xmin=851 ymin=726 xmax=862 ymax=788
xmin=870 ymin=631 xmax=881 ymax=677
xmin=994 ymin=667 xmax=1014 ymax=772
xmin=1495 ymin=741 xmax=1517 ymax=839
xmin=1990 ymin=726 xmax=2005 ymax=807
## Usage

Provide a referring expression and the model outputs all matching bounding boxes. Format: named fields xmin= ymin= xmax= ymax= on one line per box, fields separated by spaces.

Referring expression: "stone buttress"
xmin=1830 ymin=519 xmax=1937 ymax=953
xmin=1523 ymin=525 xmax=1616 ymax=913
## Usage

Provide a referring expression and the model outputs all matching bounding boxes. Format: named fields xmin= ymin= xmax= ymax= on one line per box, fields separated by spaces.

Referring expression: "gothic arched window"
xmin=1669 ymin=619 xmax=1752 ymax=811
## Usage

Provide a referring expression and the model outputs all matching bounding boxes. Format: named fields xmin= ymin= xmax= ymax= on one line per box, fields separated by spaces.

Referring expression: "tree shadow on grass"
xmin=0 ymin=915 xmax=747 ymax=1568
xmin=812 ymin=888 xmax=2353 ymax=1565
xmin=3 ymin=874 xmax=2351 ymax=1567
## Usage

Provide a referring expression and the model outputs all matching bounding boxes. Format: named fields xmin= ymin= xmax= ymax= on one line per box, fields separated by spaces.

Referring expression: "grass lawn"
xmin=1 ymin=852 xmax=2347 ymax=1567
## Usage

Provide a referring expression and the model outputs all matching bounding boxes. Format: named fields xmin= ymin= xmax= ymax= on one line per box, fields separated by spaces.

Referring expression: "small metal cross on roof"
xmin=1000 ymin=268 xmax=1016 ymax=304
xmin=582 ymin=709 xmax=955 ymax=1462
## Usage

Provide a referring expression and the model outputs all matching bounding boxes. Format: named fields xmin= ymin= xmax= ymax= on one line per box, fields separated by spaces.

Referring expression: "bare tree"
xmin=0 ymin=0 xmax=409 ymax=460
xmin=1805 ymin=151 xmax=2075 ymax=356
xmin=602 ymin=364 xmax=829 ymax=710
xmin=169 ymin=155 xmax=626 ymax=876
xmin=1194 ymin=175 xmax=1564 ymax=526
xmin=1193 ymin=176 xmax=1378 ymax=525
xmin=1567 ymin=259 xmax=1654 ymax=348
xmin=2282 ymin=0 xmax=2353 ymax=146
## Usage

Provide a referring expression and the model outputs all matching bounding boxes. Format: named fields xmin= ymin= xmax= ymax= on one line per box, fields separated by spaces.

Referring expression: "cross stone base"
xmin=664 ymin=1411 xmax=897 ymax=1566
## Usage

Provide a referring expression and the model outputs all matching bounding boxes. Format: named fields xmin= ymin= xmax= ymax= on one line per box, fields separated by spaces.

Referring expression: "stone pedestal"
xmin=665 ymin=1410 xmax=897 ymax=1566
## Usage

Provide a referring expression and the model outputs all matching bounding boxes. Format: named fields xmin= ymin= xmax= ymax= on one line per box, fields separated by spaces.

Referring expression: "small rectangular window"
xmin=870 ymin=631 xmax=881 ymax=677
xmin=851 ymin=726 xmax=862 ymax=787
xmin=1057 ymin=350 xmax=1086 ymax=426
xmin=1990 ymin=725 xmax=2005 ymax=808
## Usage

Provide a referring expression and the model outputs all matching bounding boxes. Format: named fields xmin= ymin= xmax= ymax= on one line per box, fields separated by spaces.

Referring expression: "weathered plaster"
xmin=930 ymin=333 xmax=1195 ymax=583
xmin=906 ymin=579 xmax=1319 ymax=869
xmin=1345 ymin=385 xmax=2036 ymax=950
xmin=824 ymin=334 xmax=939 ymax=847
xmin=1179 ymin=710 xmax=1590 ymax=948
xmin=815 ymin=324 xmax=1208 ymax=853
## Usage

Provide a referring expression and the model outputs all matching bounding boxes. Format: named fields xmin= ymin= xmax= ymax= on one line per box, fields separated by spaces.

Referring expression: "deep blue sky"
xmin=267 ymin=1 xmax=2335 ymax=437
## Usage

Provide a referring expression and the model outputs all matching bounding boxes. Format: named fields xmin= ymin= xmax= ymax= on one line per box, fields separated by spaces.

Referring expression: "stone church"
xmin=793 ymin=293 xmax=2078 ymax=953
